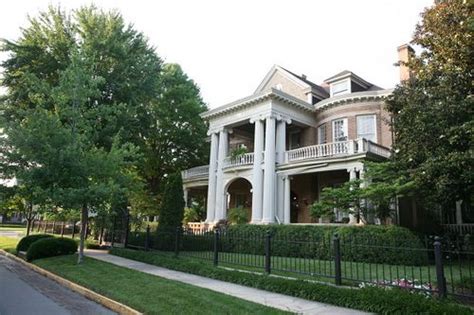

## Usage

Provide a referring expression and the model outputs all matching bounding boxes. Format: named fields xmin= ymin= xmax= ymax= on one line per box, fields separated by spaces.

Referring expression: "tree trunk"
xmin=26 ymin=202 xmax=34 ymax=236
xmin=77 ymin=204 xmax=88 ymax=264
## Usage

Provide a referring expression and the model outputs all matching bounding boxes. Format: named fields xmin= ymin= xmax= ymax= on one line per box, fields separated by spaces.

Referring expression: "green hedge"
xmin=110 ymin=248 xmax=471 ymax=315
xmin=221 ymin=225 xmax=427 ymax=265
xmin=16 ymin=234 xmax=53 ymax=252
xmin=26 ymin=237 xmax=77 ymax=261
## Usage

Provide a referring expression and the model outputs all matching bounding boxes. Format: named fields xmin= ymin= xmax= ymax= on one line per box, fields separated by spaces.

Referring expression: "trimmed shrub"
xmin=85 ymin=239 xmax=103 ymax=250
xmin=222 ymin=224 xmax=428 ymax=265
xmin=26 ymin=237 xmax=77 ymax=261
xmin=16 ymin=234 xmax=53 ymax=252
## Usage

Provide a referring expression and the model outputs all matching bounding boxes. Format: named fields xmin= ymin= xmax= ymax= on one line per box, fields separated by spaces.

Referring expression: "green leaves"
xmin=386 ymin=0 xmax=473 ymax=210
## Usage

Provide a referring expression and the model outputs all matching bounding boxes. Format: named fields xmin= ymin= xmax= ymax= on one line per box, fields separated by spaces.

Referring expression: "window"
xmin=289 ymin=131 xmax=301 ymax=149
xmin=318 ymin=124 xmax=326 ymax=144
xmin=332 ymin=119 xmax=348 ymax=142
xmin=330 ymin=79 xmax=350 ymax=96
xmin=357 ymin=115 xmax=377 ymax=142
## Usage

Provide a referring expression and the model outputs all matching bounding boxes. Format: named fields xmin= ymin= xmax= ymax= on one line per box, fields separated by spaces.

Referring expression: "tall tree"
xmin=140 ymin=64 xmax=208 ymax=212
xmin=387 ymin=0 xmax=473 ymax=211
xmin=1 ymin=6 xmax=209 ymax=225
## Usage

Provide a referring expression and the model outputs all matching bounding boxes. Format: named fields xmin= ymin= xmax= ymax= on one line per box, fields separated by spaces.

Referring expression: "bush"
xmin=111 ymin=248 xmax=471 ymax=315
xmin=26 ymin=237 xmax=77 ymax=261
xmin=16 ymin=234 xmax=53 ymax=252
xmin=227 ymin=207 xmax=249 ymax=224
xmin=222 ymin=224 xmax=428 ymax=265
xmin=85 ymin=239 xmax=103 ymax=250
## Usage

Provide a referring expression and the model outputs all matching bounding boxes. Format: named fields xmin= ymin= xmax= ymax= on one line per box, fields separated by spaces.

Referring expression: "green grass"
xmin=0 ymin=236 xmax=19 ymax=253
xmin=0 ymin=224 xmax=27 ymax=232
xmin=34 ymin=255 xmax=289 ymax=315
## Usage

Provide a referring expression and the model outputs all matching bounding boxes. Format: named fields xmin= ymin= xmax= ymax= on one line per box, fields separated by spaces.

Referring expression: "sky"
xmin=0 ymin=0 xmax=433 ymax=109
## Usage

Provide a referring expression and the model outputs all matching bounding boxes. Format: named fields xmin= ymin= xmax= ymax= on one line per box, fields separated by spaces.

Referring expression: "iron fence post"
xmin=145 ymin=225 xmax=150 ymax=251
xmin=175 ymin=227 xmax=180 ymax=257
xmin=265 ymin=231 xmax=272 ymax=274
xmin=124 ymin=214 xmax=130 ymax=248
xmin=434 ymin=236 xmax=447 ymax=298
xmin=111 ymin=217 xmax=116 ymax=247
xmin=334 ymin=234 xmax=342 ymax=285
xmin=213 ymin=229 xmax=219 ymax=267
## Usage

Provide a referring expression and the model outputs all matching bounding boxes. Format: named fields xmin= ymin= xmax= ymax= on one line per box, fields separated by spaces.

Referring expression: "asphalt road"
xmin=0 ymin=255 xmax=116 ymax=315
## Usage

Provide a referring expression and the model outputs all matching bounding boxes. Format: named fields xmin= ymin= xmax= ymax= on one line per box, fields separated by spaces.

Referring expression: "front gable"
xmin=254 ymin=65 xmax=310 ymax=102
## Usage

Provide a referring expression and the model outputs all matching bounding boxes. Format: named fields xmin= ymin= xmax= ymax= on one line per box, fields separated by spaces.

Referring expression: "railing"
xmin=224 ymin=152 xmax=254 ymax=168
xmin=285 ymin=139 xmax=391 ymax=163
xmin=182 ymin=165 xmax=209 ymax=180
xmin=285 ymin=140 xmax=354 ymax=162
xmin=442 ymin=224 xmax=474 ymax=235
xmin=126 ymin=227 xmax=474 ymax=300
xmin=366 ymin=140 xmax=391 ymax=158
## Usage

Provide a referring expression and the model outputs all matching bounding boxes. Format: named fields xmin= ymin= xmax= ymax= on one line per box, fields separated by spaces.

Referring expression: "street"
xmin=0 ymin=254 xmax=115 ymax=315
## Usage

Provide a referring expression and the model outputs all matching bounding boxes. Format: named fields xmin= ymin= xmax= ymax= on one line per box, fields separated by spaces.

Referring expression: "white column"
xmin=262 ymin=116 xmax=276 ymax=224
xmin=214 ymin=129 xmax=229 ymax=221
xmin=283 ymin=175 xmax=291 ymax=224
xmin=348 ymin=167 xmax=358 ymax=224
xmin=183 ymin=188 xmax=189 ymax=208
xmin=275 ymin=119 xmax=287 ymax=223
xmin=251 ymin=118 xmax=264 ymax=223
xmin=205 ymin=132 xmax=219 ymax=222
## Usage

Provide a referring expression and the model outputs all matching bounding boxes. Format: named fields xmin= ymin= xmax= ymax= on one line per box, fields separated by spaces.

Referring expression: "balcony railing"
xmin=182 ymin=139 xmax=391 ymax=180
xmin=285 ymin=138 xmax=391 ymax=163
xmin=182 ymin=165 xmax=209 ymax=180
xmin=224 ymin=152 xmax=254 ymax=169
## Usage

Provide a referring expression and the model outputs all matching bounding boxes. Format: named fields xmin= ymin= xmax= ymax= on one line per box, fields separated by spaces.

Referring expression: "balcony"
xmin=285 ymin=138 xmax=391 ymax=163
xmin=224 ymin=152 xmax=255 ymax=169
xmin=182 ymin=139 xmax=391 ymax=181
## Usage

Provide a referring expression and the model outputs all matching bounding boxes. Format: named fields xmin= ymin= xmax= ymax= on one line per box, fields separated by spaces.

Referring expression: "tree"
xmin=139 ymin=64 xmax=208 ymax=214
xmin=386 ymin=0 xmax=473 ymax=211
xmin=158 ymin=173 xmax=185 ymax=230
xmin=1 ymin=6 xmax=209 ymax=219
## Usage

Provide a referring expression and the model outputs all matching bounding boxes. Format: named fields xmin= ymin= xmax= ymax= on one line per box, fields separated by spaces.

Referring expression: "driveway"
xmin=0 ymin=255 xmax=115 ymax=315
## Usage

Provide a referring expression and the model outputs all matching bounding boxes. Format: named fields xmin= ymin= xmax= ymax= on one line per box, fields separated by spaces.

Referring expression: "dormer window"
xmin=330 ymin=79 xmax=350 ymax=97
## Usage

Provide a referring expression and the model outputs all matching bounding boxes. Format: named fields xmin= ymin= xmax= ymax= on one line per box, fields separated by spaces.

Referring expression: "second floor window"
xmin=357 ymin=115 xmax=377 ymax=142
xmin=332 ymin=118 xmax=348 ymax=142
xmin=330 ymin=79 xmax=350 ymax=96
xmin=318 ymin=124 xmax=326 ymax=144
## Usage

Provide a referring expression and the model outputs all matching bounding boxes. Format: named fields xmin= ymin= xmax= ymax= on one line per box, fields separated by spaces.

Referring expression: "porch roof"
xmin=200 ymin=88 xmax=315 ymax=120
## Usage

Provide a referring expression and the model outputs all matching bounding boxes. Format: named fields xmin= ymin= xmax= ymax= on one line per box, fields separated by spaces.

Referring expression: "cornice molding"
xmin=314 ymin=89 xmax=393 ymax=112
xmin=201 ymin=88 xmax=315 ymax=121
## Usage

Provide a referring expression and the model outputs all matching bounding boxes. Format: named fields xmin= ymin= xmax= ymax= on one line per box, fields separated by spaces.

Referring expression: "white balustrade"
xmin=224 ymin=152 xmax=255 ymax=168
xmin=366 ymin=140 xmax=391 ymax=158
xmin=182 ymin=165 xmax=209 ymax=179
xmin=286 ymin=140 xmax=353 ymax=162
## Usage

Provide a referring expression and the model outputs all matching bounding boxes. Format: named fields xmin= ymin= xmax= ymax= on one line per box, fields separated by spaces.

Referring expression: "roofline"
xmin=254 ymin=65 xmax=311 ymax=94
xmin=200 ymin=88 xmax=315 ymax=120
xmin=314 ymin=89 xmax=393 ymax=111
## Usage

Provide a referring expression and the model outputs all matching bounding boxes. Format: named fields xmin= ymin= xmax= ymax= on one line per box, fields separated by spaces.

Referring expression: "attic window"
xmin=330 ymin=79 xmax=350 ymax=97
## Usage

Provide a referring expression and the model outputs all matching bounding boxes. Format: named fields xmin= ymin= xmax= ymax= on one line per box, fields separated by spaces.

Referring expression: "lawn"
xmin=34 ymin=255 xmax=289 ymax=315
xmin=0 ymin=236 xmax=19 ymax=253
xmin=0 ymin=224 xmax=27 ymax=232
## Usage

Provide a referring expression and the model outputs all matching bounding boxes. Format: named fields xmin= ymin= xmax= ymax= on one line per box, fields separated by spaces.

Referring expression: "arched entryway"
xmin=225 ymin=177 xmax=252 ymax=223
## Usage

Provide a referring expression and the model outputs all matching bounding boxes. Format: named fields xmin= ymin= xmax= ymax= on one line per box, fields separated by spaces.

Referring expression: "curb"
xmin=0 ymin=250 xmax=142 ymax=315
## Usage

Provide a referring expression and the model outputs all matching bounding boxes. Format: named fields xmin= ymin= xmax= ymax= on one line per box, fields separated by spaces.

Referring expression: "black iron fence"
xmin=125 ymin=226 xmax=474 ymax=301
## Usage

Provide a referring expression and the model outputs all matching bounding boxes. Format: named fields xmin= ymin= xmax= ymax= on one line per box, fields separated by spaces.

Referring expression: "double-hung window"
xmin=357 ymin=115 xmax=377 ymax=142
xmin=332 ymin=118 xmax=348 ymax=142
xmin=318 ymin=124 xmax=326 ymax=144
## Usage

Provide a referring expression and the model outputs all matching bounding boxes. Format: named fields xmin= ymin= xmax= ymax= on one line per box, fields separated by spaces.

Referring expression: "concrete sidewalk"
xmin=85 ymin=250 xmax=369 ymax=315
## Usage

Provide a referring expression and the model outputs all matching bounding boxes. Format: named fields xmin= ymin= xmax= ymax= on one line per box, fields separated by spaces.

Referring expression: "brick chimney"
xmin=397 ymin=44 xmax=414 ymax=82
